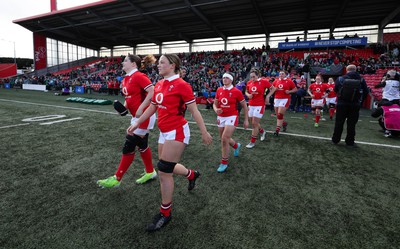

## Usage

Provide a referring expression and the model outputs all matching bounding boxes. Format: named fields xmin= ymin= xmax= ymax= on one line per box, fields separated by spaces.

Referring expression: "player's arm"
xmin=240 ymin=99 xmax=249 ymax=129
xmin=245 ymin=89 xmax=253 ymax=99
xmin=187 ymin=102 xmax=212 ymax=145
xmin=113 ymin=100 xmax=128 ymax=116
xmin=127 ymin=104 xmax=157 ymax=135
xmin=286 ymin=86 xmax=297 ymax=94
xmin=136 ymin=86 xmax=154 ymax=118
xmin=213 ymin=98 xmax=222 ymax=115
xmin=265 ymin=86 xmax=276 ymax=105
xmin=307 ymin=86 xmax=314 ymax=98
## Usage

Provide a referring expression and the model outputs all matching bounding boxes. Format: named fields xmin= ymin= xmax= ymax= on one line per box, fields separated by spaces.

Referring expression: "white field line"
xmin=1 ymin=98 xmax=399 ymax=149
xmin=0 ymin=123 xmax=30 ymax=129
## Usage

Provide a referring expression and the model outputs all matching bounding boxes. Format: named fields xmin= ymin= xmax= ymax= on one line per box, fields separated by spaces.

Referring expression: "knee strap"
xmin=277 ymin=113 xmax=284 ymax=120
xmin=157 ymin=160 xmax=177 ymax=173
xmin=122 ymin=134 xmax=138 ymax=154
xmin=136 ymin=133 xmax=149 ymax=151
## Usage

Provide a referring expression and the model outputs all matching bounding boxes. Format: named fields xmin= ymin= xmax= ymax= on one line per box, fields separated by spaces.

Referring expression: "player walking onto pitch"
xmin=97 ymin=54 xmax=157 ymax=188
xmin=325 ymin=77 xmax=337 ymax=120
xmin=128 ymin=54 xmax=213 ymax=232
xmin=213 ymin=72 xmax=249 ymax=172
xmin=267 ymin=71 xmax=297 ymax=136
xmin=308 ymin=75 xmax=328 ymax=127
xmin=245 ymin=68 xmax=272 ymax=148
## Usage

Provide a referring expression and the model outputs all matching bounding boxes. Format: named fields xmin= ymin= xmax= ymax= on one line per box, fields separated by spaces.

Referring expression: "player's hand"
xmin=265 ymin=100 xmax=270 ymax=106
xmin=310 ymin=94 xmax=315 ymax=98
xmin=243 ymin=119 xmax=249 ymax=129
xmin=247 ymin=94 xmax=253 ymax=99
xmin=113 ymin=100 xmax=128 ymax=116
xmin=127 ymin=122 xmax=139 ymax=135
xmin=215 ymin=108 xmax=223 ymax=115
xmin=135 ymin=109 xmax=143 ymax=118
xmin=201 ymin=132 xmax=213 ymax=145
xmin=285 ymin=90 xmax=290 ymax=94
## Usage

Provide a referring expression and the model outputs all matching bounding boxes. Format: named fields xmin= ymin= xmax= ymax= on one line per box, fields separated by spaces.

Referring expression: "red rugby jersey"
xmin=309 ymin=83 xmax=328 ymax=100
xmin=246 ymin=78 xmax=271 ymax=106
xmin=325 ymin=82 xmax=337 ymax=98
xmin=215 ymin=85 xmax=245 ymax=117
xmin=122 ymin=69 xmax=153 ymax=115
xmin=273 ymin=78 xmax=296 ymax=99
xmin=151 ymin=76 xmax=195 ymax=132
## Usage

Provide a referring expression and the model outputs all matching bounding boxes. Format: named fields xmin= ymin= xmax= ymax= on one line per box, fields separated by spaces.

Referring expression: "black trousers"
xmin=332 ymin=103 xmax=360 ymax=145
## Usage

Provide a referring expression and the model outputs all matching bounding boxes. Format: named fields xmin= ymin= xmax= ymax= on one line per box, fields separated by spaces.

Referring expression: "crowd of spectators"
xmin=2 ymin=42 xmax=399 ymax=103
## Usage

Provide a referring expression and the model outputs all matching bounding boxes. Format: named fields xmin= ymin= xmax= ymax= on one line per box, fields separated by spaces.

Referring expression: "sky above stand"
xmin=0 ymin=0 xmax=98 ymax=59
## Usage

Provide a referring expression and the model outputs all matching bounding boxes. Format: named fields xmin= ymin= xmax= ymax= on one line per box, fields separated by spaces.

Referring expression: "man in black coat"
xmin=331 ymin=64 xmax=369 ymax=146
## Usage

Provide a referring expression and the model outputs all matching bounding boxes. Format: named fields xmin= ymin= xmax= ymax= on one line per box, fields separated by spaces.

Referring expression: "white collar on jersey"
xmin=165 ymin=74 xmax=180 ymax=82
xmin=223 ymin=85 xmax=234 ymax=90
xmin=126 ymin=68 xmax=138 ymax=76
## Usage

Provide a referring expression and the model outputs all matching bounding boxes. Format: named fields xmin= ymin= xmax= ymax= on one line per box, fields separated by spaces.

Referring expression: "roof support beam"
xmin=330 ymin=0 xmax=349 ymax=33
xmin=380 ymin=5 xmax=400 ymax=28
xmin=57 ymin=16 xmax=118 ymax=44
xmin=250 ymin=0 xmax=268 ymax=36
xmin=125 ymin=0 xmax=192 ymax=43
xmin=185 ymin=0 xmax=226 ymax=40
xmin=89 ymin=9 xmax=161 ymax=45
xmin=304 ymin=0 xmax=312 ymax=32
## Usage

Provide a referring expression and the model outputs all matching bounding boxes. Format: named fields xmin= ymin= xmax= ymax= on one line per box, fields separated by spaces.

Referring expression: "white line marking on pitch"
xmin=0 ymin=99 xmax=118 ymax=115
xmin=40 ymin=117 xmax=83 ymax=125
xmin=1 ymin=98 xmax=398 ymax=149
xmin=0 ymin=123 xmax=30 ymax=129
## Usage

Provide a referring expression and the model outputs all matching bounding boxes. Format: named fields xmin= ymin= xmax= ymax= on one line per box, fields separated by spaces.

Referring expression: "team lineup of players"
xmin=97 ymin=53 xmax=339 ymax=232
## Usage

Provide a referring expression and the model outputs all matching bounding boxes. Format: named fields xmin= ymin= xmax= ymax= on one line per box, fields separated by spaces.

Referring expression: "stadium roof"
xmin=13 ymin=0 xmax=400 ymax=51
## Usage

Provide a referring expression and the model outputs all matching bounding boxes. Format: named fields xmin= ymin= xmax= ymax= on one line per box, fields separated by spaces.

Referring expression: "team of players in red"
xmin=97 ymin=53 xmax=338 ymax=232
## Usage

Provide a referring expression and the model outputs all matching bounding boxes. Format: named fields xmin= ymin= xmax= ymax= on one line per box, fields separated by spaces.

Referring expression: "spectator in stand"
xmin=317 ymin=35 xmax=322 ymax=40
xmin=127 ymin=53 xmax=212 ymax=232
xmin=213 ymin=72 xmax=249 ymax=172
xmin=235 ymin=77 xmax=247 ymax=120
xmin=296 ymin=36 xmax=300 ymax=42
xmin=267 ymin=71 xmax=297 ymax=136
xmin=308 ymin=75 xmax=328 ymax=127
xmin=113 ymin=78 xmax=120 ymax=95
xmin=245 ymin=68 xmax=272 ymax=148
xmin=371 ymin=100 xmax=400 ymax=137
xmin=374 ymin=70 xmax=400 ymax=106
xmin=285 ymin=37 xmax=289 ymax=42
xmin=329 ymin=33 xmax=335 ymax=40
xmin=107 ymin=78 xmax=114 ymax=95
xmin=295 ymin=85 xmax=308 ymax=112
xmin=325 ymin=77 xmax=337 ymax=120
xmin=97 ymin=54 xmax=157 ymax=188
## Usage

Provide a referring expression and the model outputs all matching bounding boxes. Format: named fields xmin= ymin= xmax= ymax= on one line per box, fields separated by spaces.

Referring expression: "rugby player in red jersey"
xmin=97 ymin=54 xmax=157 ymax=188
xmin=128 ymin=54 xmax=213 ymax=232
xmin=308 ymin=75 xmax=328 ymax=127
xmin=245 ymin=68 xmax=272 ymax=148
xmin=267 ymin=71 xmax=297 ymax=136
xmin=213 ymin=72 xmax=249 ymax=172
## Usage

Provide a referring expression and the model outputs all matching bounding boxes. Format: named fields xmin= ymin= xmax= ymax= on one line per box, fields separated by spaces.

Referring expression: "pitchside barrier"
xmin=22 ymin=84 xmax=46 ymax=91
